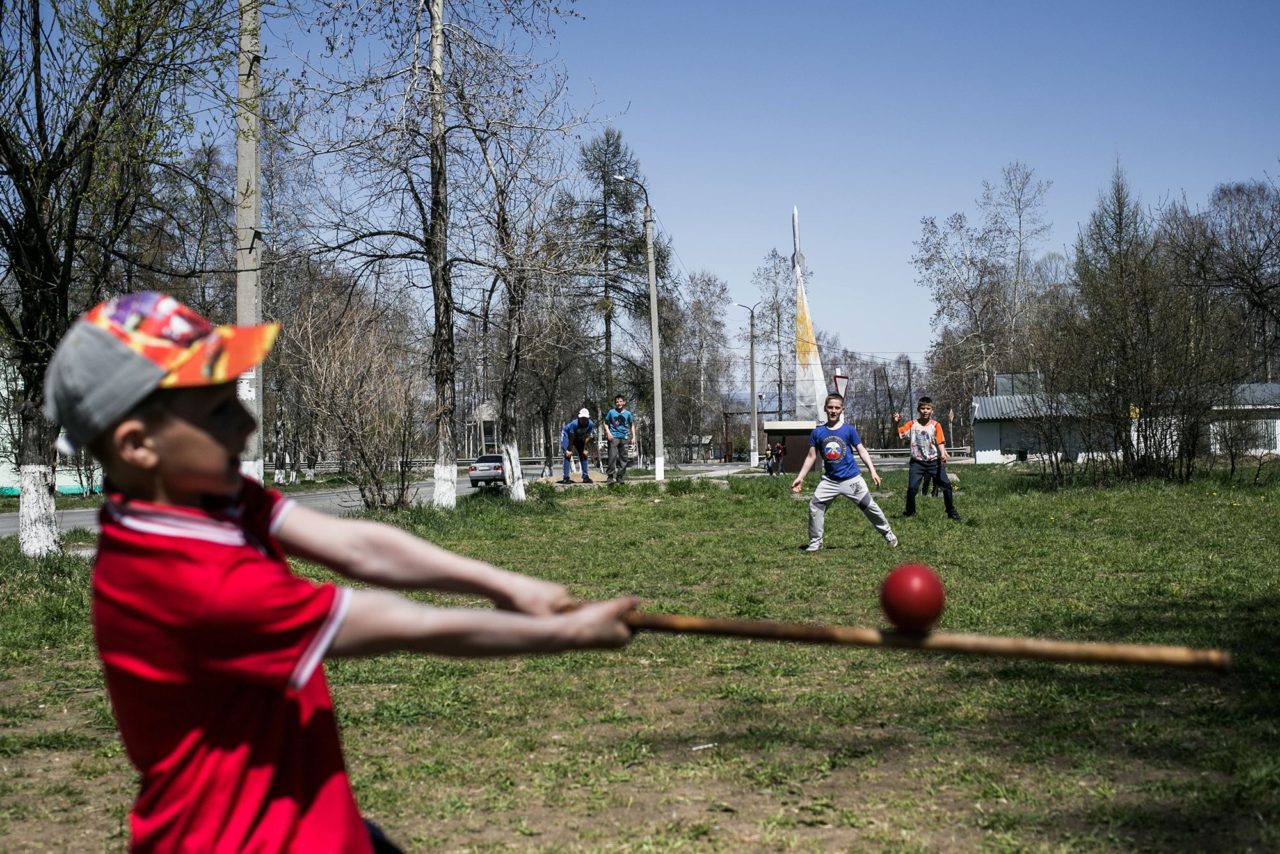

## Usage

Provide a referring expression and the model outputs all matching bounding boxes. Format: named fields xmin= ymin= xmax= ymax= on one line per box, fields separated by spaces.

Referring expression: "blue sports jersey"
xmin=561 ymin=418 xmax=595 ymax=449
xmin=810 ymin=422 xmax=863 ymax=481
xmin=604 ymin=408 xmax=633 ymax=439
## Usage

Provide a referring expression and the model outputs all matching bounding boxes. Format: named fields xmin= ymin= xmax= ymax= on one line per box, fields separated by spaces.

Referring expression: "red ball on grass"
xmin=880 ymin=563 xmax=946 ymax=632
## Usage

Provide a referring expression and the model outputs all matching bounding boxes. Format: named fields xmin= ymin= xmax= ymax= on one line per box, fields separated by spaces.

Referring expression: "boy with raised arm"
xmin=893 ymin=396 xmax=960 ymax=521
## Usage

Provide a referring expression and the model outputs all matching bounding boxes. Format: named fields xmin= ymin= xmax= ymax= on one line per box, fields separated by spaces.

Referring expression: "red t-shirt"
xmin=93 ymin=478 xmax=370 ymax=853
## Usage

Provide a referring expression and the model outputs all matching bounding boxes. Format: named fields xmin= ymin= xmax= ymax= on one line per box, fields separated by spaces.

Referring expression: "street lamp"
xmin=612 ymin=174 xmax=665 ymax=481
xmin=737 ymin=302 xmax=759 ymax=468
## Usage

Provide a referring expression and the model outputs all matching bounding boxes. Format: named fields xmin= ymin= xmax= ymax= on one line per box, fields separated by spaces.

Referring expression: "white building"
xmin=972 ymin=380 xmax=1280 ymax=464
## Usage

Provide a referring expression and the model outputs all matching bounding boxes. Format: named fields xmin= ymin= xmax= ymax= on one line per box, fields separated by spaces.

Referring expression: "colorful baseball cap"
xmin=43 ymin=292 xmax=280 ymax=453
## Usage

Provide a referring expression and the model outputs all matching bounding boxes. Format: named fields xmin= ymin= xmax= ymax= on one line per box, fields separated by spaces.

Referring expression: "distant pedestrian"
xmin=893 ymin=397 xmax=959 ymax=521
xmin=763 ymin=444 xmax=775 ymax=475
xmin=791 ymin=394 xmax=898 ymax=551
xmin=603 ymin=394 xmax=635 ymax=484
xmin=560 ymin=409 xmax=597 ymax=484
xmin=774 ymin=442 xmax=785 ymax=474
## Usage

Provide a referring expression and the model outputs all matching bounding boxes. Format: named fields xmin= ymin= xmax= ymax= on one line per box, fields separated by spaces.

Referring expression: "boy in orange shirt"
xmin=893 ymin=396 xmax=960 ymax=521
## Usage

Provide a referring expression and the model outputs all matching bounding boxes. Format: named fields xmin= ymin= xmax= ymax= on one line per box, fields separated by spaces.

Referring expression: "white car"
xmin=468 ymin=454 xmax=505 ymax=488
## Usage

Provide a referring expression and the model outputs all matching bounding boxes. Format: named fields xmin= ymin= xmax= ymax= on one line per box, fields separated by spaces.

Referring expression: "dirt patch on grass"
xmin=0 ymin=667 xmax=133 ymax=851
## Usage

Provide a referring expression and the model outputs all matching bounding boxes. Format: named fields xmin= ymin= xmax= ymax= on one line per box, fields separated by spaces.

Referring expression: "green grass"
xmin=0 ymin=467 xmax=1277 ymax=851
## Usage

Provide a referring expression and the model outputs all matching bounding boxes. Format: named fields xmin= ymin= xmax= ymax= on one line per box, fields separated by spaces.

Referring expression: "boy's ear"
xmin=112 ymin=417 xmax=160 ymax=470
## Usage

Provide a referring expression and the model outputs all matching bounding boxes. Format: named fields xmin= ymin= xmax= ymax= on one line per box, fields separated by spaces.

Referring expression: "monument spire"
xmin=793 ymin=207 xmax=827 ymax=422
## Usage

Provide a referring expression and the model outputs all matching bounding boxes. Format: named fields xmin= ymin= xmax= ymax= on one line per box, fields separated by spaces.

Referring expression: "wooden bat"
xmin=622 ymin=611 xmax=1230 ymax=672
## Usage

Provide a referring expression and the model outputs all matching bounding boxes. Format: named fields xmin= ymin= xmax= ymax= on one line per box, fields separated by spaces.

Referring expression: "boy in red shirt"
xmin=43 ymin=293 xmax=636 ymax=852
xmin=893 ymin=396 xmax=960 ymax=521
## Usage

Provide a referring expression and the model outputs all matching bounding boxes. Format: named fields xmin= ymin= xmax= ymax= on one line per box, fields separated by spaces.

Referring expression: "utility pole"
xmin=613 ymin=175 xmax=665 ymax=480
xmin=236 ymin=0 xmax=264 ymax=482
xmin=905 ymin=357 xmax=914 ymax=414
xmin=602 ymin=171 xmax=612 ymax=394
xmin=883 ymin=366 xmax=896 ymax=436
xmin=737 ymin=302 xmax=759 ymax=467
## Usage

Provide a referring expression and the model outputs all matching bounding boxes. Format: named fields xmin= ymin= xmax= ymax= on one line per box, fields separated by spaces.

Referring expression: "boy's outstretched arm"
xmin=329 ymin=592 xmax=638 ymax=658
xmin=790 ymin=447 xmax=819 ymax=493
xmin=276 ymin=505 xmax=573 ymax=615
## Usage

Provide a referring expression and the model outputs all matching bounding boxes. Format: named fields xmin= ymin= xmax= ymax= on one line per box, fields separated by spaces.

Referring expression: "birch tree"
xmin=452 ymin=40 xmax=582 ymax=500
xmin=0 ymin=0 xmax=237 ymax=554
xmin=753 ymin=249 xmax=806 ymax=418
xmin=297 ymin=0 xmax=576 ymax=508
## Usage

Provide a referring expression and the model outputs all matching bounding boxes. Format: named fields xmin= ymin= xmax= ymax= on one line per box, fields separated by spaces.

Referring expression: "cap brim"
xmin=159 ymin=322 xmax=280 ymax=388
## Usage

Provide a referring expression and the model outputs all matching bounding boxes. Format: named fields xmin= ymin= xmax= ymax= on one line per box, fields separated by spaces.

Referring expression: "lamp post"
xmin=737 ymin=302 xmax=759 ymax=468
xmin=613 ymin=174 xmax=665 ymax=481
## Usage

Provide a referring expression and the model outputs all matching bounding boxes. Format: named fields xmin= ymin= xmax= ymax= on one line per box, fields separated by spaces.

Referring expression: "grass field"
xmin=1 ymin=467 xmax=1277 ymax=851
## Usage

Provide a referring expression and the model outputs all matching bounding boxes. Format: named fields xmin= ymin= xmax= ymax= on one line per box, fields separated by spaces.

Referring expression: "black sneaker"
xmin=559 ymin=478 xmax=572 ymax=484
xmin=901 ymin=511 xmax=916 ymax=518
xmin=948 ymin=512 xmax=961 ymax=521
xmin=582 ymin=477 xmax=595 ymax=484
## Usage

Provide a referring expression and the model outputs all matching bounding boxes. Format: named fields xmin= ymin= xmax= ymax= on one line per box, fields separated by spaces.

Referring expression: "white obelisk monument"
xmin=792 ymin=207 xmax=828 ymax=422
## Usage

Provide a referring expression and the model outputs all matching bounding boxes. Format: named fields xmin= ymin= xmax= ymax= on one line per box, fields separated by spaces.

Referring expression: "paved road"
xmin=0 ymin=460 xmax=951 ymax=536
xmin=0 ymin=479 xmax=457 ymax=536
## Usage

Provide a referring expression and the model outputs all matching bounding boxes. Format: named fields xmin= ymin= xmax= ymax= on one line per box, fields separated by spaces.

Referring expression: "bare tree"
xmin=0 ymin=0 xmax=237 ymax=554
xmin=293 ymin=0 xmax=578 ymax=508
xmin=980 ymin=161 xmax=1053 ymax=347
xmin=275 ymin=272 xmax=428 ymax=507
xmin=753 ymin=249 xmax=804 ymax=418
xmin=659 ymin=270 xmax=730 ymax=460
xmin=1165 ymin=178 xmax=1280 ymax=381
xmin=1068 ymin=168 xmax=1247 ymax=481
xmin=452 ymin=42 xmax=582 ymax=500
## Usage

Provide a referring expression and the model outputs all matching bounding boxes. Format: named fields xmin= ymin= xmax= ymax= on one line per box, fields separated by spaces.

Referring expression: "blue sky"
xmin=544 ymin=1 xmax=1280 ymax=362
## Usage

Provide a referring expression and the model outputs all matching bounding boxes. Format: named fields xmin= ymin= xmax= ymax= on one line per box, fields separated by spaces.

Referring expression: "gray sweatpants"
xmin=808 ymin=474 xmax=894 ymax=547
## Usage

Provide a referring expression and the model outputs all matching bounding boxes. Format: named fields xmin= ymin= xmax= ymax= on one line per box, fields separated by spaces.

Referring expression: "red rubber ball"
xmin=880 ymin=563 xmax=945 ymax=632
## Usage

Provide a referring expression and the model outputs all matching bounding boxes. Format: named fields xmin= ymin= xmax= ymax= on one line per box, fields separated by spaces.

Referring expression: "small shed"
xmin=763 ymin=420 xmax=818 ymax=474
xmin=1210 ymin=383 xmax=1280 ymax=454
xmin=973 ymin=383 xmax=1280 ymax=463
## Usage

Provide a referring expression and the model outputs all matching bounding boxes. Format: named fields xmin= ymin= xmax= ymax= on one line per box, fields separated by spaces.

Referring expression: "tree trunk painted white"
xmin=19 ymin=465 xmax=59 ymax=557
xmin=502 ymin=442 xmax=525 ymax=502
xmin=432 ymin=458 xmax=457 ymax=509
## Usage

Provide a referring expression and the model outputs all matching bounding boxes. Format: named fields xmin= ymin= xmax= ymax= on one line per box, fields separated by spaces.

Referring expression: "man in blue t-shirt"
xmin=790 ymin=393 xmax=898 ymax=552
xmin=603 ymin=394 xmax=635 ymax=484
xmin=560 ymin=409 xmax=597 ymax=484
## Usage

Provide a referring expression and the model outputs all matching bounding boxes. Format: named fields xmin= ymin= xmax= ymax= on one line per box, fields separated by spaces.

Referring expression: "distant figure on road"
xmin=560 ymin=409 xmax=596 ymax=484
xmin=763 ymin=444 xmax=774 ymax=475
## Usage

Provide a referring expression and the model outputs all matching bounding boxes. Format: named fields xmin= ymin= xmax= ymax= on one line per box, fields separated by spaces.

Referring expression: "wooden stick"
xmin=623 ymin=612 xmax=1230 ymax=672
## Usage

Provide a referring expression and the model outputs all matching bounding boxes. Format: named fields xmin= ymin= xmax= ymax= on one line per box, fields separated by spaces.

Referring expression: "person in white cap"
xmin=559 ymin=408 xmax=597 ymax=483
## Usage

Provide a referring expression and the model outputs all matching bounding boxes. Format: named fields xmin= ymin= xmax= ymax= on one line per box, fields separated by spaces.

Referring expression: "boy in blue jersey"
xmin=603 ymin=394 xmax=635 ymax=484
xmin=791 ymin=394 xmax=898 ymax=551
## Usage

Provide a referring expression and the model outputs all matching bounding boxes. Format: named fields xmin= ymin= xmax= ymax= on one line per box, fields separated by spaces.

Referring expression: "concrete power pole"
xmin=614 ymin=174 xmax=664 ymax=481
xmin=738 ymin=302 xmax=759 ymax=467
xmin=236 ymin=0 xmax=264 ymax=481
xmin=643 ymin=197 xmax=666 ymax=481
